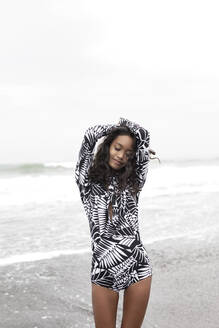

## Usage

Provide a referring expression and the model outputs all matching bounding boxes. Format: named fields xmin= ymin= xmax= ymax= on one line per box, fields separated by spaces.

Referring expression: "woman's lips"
xmin=113 ymin=159 xmax=122 ymax=165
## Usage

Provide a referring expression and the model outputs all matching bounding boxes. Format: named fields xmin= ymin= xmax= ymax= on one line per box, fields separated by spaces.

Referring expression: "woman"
xmin=75 ymin=117 xmax=156 ymax=328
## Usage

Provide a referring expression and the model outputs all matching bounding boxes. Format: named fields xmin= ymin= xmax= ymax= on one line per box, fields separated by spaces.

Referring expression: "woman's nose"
xmin=118 ymin=152 xmax=125 ymax=160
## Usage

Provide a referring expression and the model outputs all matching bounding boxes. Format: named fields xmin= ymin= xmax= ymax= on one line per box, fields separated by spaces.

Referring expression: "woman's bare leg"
xmin=92 ymin=283 xmax=120 ymax=328
xmin=120 ymin=275 xmax=152 ymax=328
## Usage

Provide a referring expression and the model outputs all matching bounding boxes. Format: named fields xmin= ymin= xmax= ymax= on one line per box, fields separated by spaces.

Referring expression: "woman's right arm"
xmin=74 ymin=124 xmax=115 ymax=200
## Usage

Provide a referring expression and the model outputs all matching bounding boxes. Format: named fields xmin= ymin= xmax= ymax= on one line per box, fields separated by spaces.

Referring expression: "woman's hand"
xmin=149 ymin=148 xmax=156 ymax=155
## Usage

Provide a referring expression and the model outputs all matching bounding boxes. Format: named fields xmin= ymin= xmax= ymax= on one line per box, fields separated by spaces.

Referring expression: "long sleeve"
xmin=75 ymin=124 xmax=115 ymax=202
xmin=118 ymin=117 xmax=150 ymax=191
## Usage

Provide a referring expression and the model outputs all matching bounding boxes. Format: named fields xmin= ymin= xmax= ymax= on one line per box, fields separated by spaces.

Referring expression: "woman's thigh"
xmin=121 ymin=275 xmax=152 ymax=328
xmin=91 ymin=283 xmax=120 ymax=328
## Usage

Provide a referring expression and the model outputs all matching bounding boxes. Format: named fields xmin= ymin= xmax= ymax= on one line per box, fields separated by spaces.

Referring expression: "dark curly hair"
xmin=87 ymin=125 xmax=152 ymax=195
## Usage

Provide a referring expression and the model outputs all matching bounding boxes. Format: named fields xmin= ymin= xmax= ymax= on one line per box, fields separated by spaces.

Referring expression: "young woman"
xmin=75 ymin=117 xmax=156 ymax=328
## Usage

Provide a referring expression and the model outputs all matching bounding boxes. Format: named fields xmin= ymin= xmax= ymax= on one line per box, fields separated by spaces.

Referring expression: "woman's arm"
xmin=75 ymin=124 xmax=115 ymax=198
xmin=118 ymin=117 xmax=150 ymax=191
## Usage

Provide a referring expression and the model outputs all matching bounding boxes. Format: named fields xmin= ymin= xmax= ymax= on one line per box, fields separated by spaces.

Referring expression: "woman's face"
xmin=108 ymin=135 xmax=134 ymax=170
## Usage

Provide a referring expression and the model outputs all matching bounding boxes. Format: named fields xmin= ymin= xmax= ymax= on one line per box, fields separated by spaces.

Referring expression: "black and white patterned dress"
xmin=75 ymin=117 xmax=152 ymax=293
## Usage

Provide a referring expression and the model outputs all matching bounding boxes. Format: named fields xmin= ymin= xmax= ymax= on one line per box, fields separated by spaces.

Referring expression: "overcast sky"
xmin=0 ymin=0 xmax=218 ymax=164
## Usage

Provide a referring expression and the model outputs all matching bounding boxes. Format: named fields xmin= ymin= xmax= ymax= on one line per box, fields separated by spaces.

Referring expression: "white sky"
xmin=0 ymin=0 xmax=218 ymax=164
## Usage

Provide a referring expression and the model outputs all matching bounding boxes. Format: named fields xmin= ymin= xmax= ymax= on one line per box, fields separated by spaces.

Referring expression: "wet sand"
xmin=0 ymin=235 xmax=218 ymax=328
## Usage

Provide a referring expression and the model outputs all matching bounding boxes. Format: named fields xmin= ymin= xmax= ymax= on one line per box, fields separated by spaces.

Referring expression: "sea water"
xmin=0 ymin=159 xmax=219 ymax=266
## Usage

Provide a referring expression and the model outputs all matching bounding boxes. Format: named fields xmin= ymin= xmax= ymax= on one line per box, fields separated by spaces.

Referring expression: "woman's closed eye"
xmin=115 ymin=147 xmax=133 ymax=159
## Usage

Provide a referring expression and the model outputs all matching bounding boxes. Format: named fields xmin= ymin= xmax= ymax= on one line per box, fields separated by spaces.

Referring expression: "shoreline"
xmin=0 ymin=228 xmax=214 ymax=268
xmin=0 ymin=236 xmax=218 ymax=328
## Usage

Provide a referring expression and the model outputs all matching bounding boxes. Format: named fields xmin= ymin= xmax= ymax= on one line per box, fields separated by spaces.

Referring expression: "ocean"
xmin=1 ymin=158 xmax=219 ymax=266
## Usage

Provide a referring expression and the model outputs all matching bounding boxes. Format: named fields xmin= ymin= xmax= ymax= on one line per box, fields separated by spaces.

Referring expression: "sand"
xmin=0 ymin=235 xmax=218 ymax=328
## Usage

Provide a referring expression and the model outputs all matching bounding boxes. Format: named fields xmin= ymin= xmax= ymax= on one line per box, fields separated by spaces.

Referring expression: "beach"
xmin=0 ymin=161 xmax=219 ymax=327
xmin=1 ymin=234 xmax=218 ymax=328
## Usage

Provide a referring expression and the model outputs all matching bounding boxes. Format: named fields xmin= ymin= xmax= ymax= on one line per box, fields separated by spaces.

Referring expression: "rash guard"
xmin=75 ymin=117 xmax=152 ymax=292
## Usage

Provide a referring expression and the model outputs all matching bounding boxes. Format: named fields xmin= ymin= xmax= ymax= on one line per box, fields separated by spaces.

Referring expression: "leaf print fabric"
xmin=75 ymin=118 xmax=152 ymax=293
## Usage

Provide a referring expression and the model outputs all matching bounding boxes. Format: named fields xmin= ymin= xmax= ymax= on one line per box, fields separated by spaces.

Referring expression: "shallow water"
xmin=0 ymin=159 xmax=219 ymax=265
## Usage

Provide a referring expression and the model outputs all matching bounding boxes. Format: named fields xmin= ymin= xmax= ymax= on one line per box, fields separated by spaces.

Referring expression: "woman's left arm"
xmin=118 ymin=117 xmax=150 ymax=191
